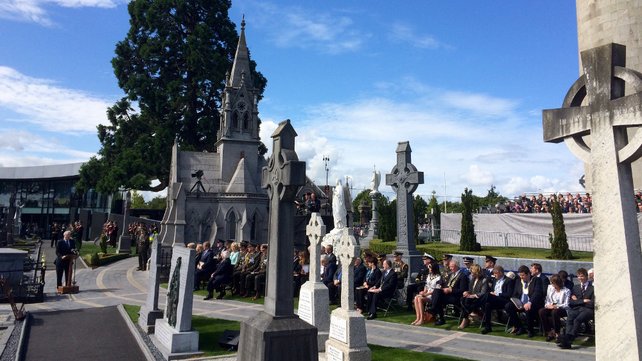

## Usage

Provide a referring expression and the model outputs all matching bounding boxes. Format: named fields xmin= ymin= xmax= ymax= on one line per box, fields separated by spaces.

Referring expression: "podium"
xmin=57 ymin=254 xmax=79 ymax=294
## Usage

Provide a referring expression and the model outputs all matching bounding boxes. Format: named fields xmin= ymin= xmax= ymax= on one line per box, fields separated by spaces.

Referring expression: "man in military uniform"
xmin=238 ymin=242 xmax=261 ymax=297
xmin=440 ymin=254 xmax=453 ymax=280
xmin=136 ymin=225 xmax=149 ymax=271
xmin=392 ymin=251 xmax=409 ymax=287
xmin=245 ymin=244 xmax=268 ymax=299
xmin=231 ymin=241 xmax=250 ymax=295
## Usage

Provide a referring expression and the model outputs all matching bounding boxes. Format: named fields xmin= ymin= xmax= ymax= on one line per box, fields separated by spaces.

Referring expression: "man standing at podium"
xmin=55 ymin=230 xmax=76 ymax=287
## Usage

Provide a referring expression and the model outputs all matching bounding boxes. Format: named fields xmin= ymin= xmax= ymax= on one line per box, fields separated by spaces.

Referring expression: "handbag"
xmin=423 ymin=310 xmax=435 ymax=323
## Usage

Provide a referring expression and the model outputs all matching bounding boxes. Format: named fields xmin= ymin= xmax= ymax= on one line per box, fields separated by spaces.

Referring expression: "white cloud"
xmin=249 ymin=2 xmax=365 ymax=54
xmin=389 ymin=23 xmax=445 ymax=49
xmin=0 ymin=0 xmax=121 ymax=25
xmin=258 ymin=79 xmax=584 ymax=202
xmin=0 ymin=128 xmax=95 ymax=166
xmin=462 ymin=164 xmax=494 ymax=187
xmin=0 ymin=66 xmax=111 ymax=133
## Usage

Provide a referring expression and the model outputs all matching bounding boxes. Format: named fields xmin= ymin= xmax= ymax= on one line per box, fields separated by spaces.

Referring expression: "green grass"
xmin=123 ymin=304 xmax=140 ymax=323
xmin=370 ymin=344 xmax=469 ymax=361
xmin=123 ymin=304 xmax=471 ymax=359
xmin=368 ymin=239 xmax=594 ymax=261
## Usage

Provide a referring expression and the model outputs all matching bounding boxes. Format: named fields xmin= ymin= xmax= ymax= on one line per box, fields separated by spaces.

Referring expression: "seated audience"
xmin=504 ymin=265 xmax=545 ymax=337
xmin=558 ymin=268 xmax=594 ymax=349
xmin=539 ymin=274 xmax=571 ymax=341
xmin=430 ymin=259 xmax=469 ymax=326
xmin=459 ymin=264 xmax=489 ymax=329
xmin=204 ymin=250 xmax=234 ymax=300
xmin=481 ymin=265 xmax=515 ymax=334
xmin=365 ymin=259 xmax=398 ymax=320
xmin=411 ymin=259 xmax=441 ymax=326
xmin=355 ymin=258 xmax=382 ymax=313
xmin=407 ymin=253 xmax=432 ymax=311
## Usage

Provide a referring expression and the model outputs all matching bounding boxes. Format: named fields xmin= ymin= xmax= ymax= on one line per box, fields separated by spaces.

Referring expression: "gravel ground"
xmin=0 ymin=320 xmax=23 ymax=361
xmin=132 ymin=322 xmax=165 ymax=361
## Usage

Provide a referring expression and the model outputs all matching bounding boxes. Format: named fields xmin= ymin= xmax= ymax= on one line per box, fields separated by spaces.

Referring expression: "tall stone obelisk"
xmin=576 ymin=0 xmax=642 ymax=189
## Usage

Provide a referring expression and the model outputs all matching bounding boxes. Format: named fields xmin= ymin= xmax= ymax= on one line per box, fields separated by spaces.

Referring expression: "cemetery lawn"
xmin=369 ymin=240 xmax=594 ymax=261
xmin=123 ymin=304 xmax=471 ymax=359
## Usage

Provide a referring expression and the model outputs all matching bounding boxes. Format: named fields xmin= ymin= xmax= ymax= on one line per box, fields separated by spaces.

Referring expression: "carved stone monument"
xmin=238 ymin=119 xmax=318 ymax=361
xmin=543 ymin=43 xmax=642 ymax=360
xmin=298 ymin=213 xmax=330 ymax=351
xmin=151 ymin=245 xmax=201 ymax=359
xmin=364 ymin=169 xmax=381 ymax=247
xmin=139 ymin=234 xmax=163 ymax=333
xmin=325 ymin=228 xmax=370 ymax=361
xmin=118 ymin=190 xmax=132 ymax=254
xmin=385 ymin=142 xmax=424 ymax=280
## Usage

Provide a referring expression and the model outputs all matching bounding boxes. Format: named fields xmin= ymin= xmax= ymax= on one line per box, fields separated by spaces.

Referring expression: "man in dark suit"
xmin=321 ymin=255 xmax=337 ymax=288
xmin=194 ymin=241 xmax=217 ymax=290
xmin=504 ymin=265 xmax=545 ymax=337
xmin=431 ymin=259 xmax=469 ymax=325
xmin=558 ymin=268 xmax=594 ymax=349
xmin=55 ymin=230 xmax=77 ymax=287
xmin=353 ymin=257 xmax=367 ymax=288
xmin=204 ymin=251 xmax=234 ymax=300
xmin=531 ymin=262 xmax=550 ymax=294
xmin=481 ymin=265 xmax=515 ymax=334
xmin=366 ymin=259 xmax=398 ymax=319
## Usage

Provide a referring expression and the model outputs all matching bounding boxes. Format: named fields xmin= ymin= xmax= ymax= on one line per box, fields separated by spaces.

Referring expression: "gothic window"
xmin=226 ymin=211 xmax=237 ymax=240
xmin=232 ymin=111 xmax=239 ymax=129
xmin=242 ymin=112 xmax=249 ymax=130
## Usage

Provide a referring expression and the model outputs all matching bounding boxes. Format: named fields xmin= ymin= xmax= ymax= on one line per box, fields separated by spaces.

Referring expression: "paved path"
xmin=24 ymin=255 xmax=595 ymax=361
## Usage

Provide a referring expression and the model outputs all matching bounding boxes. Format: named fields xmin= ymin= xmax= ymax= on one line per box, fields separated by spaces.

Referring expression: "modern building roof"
xmin=0 ymin=162 xmax=84 ymax=180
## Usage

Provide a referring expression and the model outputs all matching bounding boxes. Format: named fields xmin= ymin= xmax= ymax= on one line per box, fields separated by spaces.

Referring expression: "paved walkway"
xmin=23 ymin=254 xmax=595 ymax=361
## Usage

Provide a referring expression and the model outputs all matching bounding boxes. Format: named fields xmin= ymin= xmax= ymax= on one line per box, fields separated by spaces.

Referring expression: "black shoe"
xmin=434 ymin=318 xmax=445 ymax=326
xmin=515 ymin=328 xmax=526 ymax=336
xmin=558 ymin=340 xmax=572 ymax=349
xmin=481 ymin=327 xmax=492 ymax=334
xmin=204 ymin=294 xmax=213 ymax=300
xmin=366 ymin=313 xmax=377 ymax=320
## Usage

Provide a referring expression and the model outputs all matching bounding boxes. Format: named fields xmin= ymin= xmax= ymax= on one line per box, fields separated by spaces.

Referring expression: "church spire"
xmin=229 ymin=15 xmax=253 ymax=88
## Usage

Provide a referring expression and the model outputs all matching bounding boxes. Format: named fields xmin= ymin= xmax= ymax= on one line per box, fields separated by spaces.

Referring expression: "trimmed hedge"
xmin=365 ymin=239 xmax=451 ymax=259
xmin=83 ymin=252 xmax=131 ymax=267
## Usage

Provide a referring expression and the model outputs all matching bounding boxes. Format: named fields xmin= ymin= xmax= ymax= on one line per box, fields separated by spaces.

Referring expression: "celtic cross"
xmin=335 ymin=229 xmax=359 ymax=310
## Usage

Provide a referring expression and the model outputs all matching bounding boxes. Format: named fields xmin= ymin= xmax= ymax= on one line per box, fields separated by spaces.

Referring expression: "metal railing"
xmin=438 ymin=228 xmax=593 ymax=252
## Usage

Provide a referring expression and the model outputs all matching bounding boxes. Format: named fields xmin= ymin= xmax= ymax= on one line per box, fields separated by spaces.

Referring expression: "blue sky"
xmin=0 ymin=0 xmax=584 ymax=202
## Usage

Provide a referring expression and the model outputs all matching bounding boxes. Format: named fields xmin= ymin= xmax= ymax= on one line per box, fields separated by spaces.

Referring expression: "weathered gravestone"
xmin=151 ymin=244 xmax=201 ymax=359
xmin=298 ymin=213 xmax=330 ymax=351
xmin=385 ymin=142 xmax=424 ymax=280
xmin=139 ymin=234 xmax=163 ymax=333
xmin=118 ymin=190 xmax=132 ymax=254
xmin=238 ymin=119 xmax=318 ymax=361
xmin=543 ymin=43 xmax=642 ymax=360
xmin=325 ymin=228 xmax=370 ymax=361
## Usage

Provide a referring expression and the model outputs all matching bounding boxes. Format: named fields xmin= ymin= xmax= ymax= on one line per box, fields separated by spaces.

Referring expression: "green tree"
xmin=147 ymin=196 xmax=167 ymax=210
xmin=459 ymin=188 xmax=481 ymax=252
xmin=77 ymin=0 xmax=267 ymax=194
xmin=352 ymin=189 xmax=372 ymax=223
xmin=130 ymin=190 xmax=146 ymax=209
xmin=413 ymin=195 xmax=428 ymax=241
xmin=549 ymin=197 xmax=573 ymax=259
xmin=377 ymin=196 xmax=396 ymax=242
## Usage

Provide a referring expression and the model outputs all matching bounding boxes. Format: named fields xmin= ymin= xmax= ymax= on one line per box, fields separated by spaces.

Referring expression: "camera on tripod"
xmin=191 ymin=170 xmax=204 ymax=179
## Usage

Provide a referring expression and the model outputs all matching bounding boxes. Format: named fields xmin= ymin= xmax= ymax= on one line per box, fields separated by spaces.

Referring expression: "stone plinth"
xmin=152 ymin=245 xmax=200 ymax=359
xmin=238 ymin=312 xmax=317 ymax=361
xmin=325 ymin=308 xmax=370 ymax=361
xmin=139 ymin=235 xmax=163 ymax=333
xmin=299 ymin=279 xmax=330 ymax=351
xmin=0 ymin=249 xmax=27 ymax=291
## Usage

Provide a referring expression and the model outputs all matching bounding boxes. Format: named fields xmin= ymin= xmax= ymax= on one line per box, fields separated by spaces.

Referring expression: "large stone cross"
xmin=335 ymin=229 xmax=359 ymax=310
xmin=306 ymin=213 xmax=326 ymax=284
xmin=261 ymin=119 xmax=306 ymax=317
xmin=543 ymin=43 xmax=642 ymax=359
xmin=385 ymin=142 xmax=424 ymax=268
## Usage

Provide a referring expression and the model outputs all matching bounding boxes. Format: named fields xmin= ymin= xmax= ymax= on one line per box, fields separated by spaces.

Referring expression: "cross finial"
xmin=241 ymin=14 xmax=246 ymax=31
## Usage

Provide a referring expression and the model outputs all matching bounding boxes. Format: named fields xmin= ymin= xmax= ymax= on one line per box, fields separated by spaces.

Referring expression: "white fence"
xmin=439 ymin=229 xmax=593 ymax=252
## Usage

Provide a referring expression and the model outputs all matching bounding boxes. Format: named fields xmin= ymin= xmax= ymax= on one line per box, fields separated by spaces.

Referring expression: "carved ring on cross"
xmin=390 ymin=165 xmax=420 ymax=193
xmin=560 ymin=66 xmax=642 ymax=164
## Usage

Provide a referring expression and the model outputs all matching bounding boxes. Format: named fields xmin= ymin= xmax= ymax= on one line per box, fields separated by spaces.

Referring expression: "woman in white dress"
xmin=411 ymin=260 xmax=442 ymax=326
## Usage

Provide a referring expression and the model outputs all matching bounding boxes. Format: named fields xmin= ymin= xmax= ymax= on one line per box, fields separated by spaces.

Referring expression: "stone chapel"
xmin=158 ymin=20 xmax=269 ymax=245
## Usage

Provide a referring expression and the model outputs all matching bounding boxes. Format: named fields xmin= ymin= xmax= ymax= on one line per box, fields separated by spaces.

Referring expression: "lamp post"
xmin=323 ymin=155 xmax=330 ymax=196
